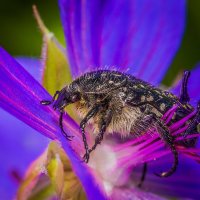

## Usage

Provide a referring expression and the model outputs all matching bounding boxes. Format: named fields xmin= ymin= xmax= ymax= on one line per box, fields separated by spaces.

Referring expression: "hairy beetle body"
xmin=41 ymin=70 xmax=200 ymax=178
xmin=72 ymin=71 xmax=194 ymax=137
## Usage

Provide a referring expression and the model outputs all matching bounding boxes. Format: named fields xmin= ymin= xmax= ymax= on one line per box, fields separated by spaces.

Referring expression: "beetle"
xmin=41 ymin=70 xmax=200 ymax=178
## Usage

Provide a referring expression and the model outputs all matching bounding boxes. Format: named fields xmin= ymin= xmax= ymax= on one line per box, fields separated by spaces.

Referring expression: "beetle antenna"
xmin=41 ymin=90 xmax=60 ymax=105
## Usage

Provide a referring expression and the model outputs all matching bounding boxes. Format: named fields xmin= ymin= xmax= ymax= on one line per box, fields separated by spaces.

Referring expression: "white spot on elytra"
xmin=139 ymin=84 xmax=145 ymax=88
xmin=119 ymin=92 xmax=125 ymax=98
xmin=160 ymin=103 xmax=166 ymax=111
xmin=141 ymin=96 xmax=145 ymax=102
xmin=147 ymin=95 xmax=154 ymax=101
xmin=114 ymin=81 xmax=123 ymax=86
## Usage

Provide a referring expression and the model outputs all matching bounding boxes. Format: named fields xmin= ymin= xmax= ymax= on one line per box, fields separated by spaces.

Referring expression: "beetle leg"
xmin=179 ymin=70 xmax=190 ymax=104
xmin=59 ymin=111 xmax=74 ymax=141
xmin=80 ymin=105 xmax=102 ymax=163
xmin=153 ymin=115 xmax=178 ymax=177
xmin=88 ymin=108 xmax=112 ymax=154
xmin=126 ymin=101 xmax=178 ymax=177
xmin=136 ymin=107 xmax=178 ymax=177
xmin=138 ymin=163 xmax=148 ymax=188
xmin=140 ymin=112 xmax=178 ymax=177
xmin=41 ymin=90 xmax=60 ymax=105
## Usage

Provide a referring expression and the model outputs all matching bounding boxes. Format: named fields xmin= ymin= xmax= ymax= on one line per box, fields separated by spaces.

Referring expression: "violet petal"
xmin=0 ymin=109 xmax=49 ymax=200
xmin=0 ymin=47 xmax=106 ymax=200
xmin=140 ymin=155 xmax=200 ymax=199
xmin=111 ymin=187 xmax=166 ymax=200
xmin=15 ymin=57 xmax=42 ymax=82
xmin=0 ymin=57 xmax=48 ymax=200
xmin=59 ymin=0 xmax=186 ymax=85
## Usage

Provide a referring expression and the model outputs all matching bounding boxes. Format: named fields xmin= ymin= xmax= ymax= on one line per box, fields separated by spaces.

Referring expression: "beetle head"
xmin=52 ymin=86 xmax=81 ymax=111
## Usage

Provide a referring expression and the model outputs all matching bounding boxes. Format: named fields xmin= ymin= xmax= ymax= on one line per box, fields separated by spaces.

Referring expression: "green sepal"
xmin=33 ymin=5 xmax=77 ymax=119
xmin=46 ymin=142 xmax=86 ymax=200
xmin=16 ymin=149 xmax=56 ymax=200
xmin=33 ymin=5 xmax=72 ymax=94
xmin=41 ymin=35 xmax=72 ymax=94
xmin=16 ymin=141 xmax=86 ymax=200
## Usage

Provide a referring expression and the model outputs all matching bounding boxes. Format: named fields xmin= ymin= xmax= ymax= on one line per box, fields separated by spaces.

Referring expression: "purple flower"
xmin=1 ymin=0 xmax=200 ymax=199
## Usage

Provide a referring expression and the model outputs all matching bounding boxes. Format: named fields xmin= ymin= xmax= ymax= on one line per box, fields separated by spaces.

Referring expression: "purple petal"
xmin=0 ymin=109 xmax=49 ymax=200
xmin=114 ymin=137 xmax=200 ymax=199
xmin=171 ymin=63 xmax=200 ymax=106
xmin=0 ymin=57 xmax=48 ymax=199
xmin=59 ymin=0 xmax=186 ymax=85
xmin=15 ymin=57 xmax=42 ymax=82
xmin=141 ymin=155 xmax=200 ymax=199
xmin=0 ymin=47 xmax=106 ymax=200
xmin=111 ymin=187 xmax=165 ymax=200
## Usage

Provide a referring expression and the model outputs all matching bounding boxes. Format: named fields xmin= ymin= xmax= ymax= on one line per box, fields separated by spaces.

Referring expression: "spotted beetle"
xmin=41 ymin=70 xmax=200 ymax=178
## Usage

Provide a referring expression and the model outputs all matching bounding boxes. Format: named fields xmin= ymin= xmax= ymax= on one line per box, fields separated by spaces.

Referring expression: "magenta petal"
xmin=0 ymin=47 xmax=106 ymax=200
xmin=59 ymin=0 xmax=186 ymax=85
xmin=171 ymin=63 xmax=200 ymax=106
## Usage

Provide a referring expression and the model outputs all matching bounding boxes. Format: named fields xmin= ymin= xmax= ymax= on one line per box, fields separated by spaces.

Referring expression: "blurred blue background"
xmin=0 ymin=0 xmax=200 ymax=85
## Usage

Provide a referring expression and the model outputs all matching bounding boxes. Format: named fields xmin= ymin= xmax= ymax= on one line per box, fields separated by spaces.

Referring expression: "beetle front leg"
xmin=89 ymin=108 xmax=112 ymax=154
xmin=59 ymin=111 xmax=74 ymax=140
xmin=80 ymin=105 xmax=102 ymax=163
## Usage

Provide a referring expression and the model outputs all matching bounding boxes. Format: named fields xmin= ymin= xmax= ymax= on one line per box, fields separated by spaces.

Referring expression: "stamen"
xmin=172 ymin=125 xmax=188 ymax=136
xmin=176 ymin=133 xmax=200 ymax=142
xmin=165 ymin=108 xmax=177 ymax=125
xmin=170 ymin=111 xmax=196 ymax=132
xmin=162 ymin=104 xmax=178 ymax=121
xmin=113 ymin=134 xmax=148 ymax=152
